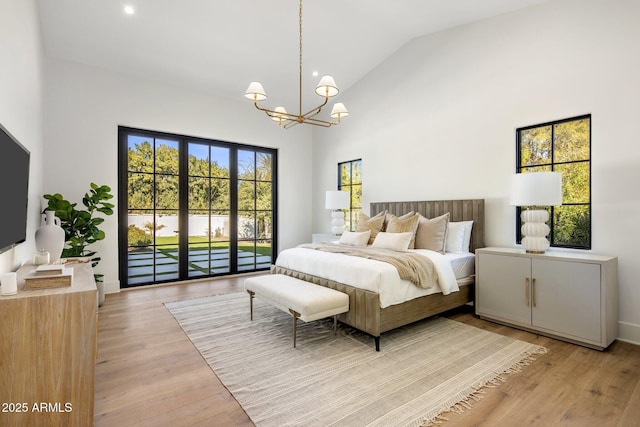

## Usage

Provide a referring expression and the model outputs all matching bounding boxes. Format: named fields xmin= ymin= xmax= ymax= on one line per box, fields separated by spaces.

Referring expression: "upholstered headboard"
xmin=370 ymin=199 xmax=485 ymax=253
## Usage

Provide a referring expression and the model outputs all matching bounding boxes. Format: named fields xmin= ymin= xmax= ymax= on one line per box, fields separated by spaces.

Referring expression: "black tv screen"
xmin=0 ymin=122 xmax=30 ymax=254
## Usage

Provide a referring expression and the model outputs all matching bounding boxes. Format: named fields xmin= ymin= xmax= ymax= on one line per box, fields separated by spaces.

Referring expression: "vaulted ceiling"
xmin=37 ymin=0 xmax=551 ymax=110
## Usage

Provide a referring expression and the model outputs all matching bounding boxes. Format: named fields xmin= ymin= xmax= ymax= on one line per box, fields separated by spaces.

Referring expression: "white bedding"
xmin=274 ymin=247 xmax=474 ymax=309
xmin=448 ymin=252 xmax=476 ymax=280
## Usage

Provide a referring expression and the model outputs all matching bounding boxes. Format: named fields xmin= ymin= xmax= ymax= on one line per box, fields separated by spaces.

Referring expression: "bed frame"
xmin=271 ymin=199 xmax=485 ymax=350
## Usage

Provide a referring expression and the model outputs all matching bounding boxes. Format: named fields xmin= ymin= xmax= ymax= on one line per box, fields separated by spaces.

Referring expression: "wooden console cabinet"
xmin=0 ymin=262 xmax=97 ymax=426
xmin=475 ymin=247 xmax=617 ymax=350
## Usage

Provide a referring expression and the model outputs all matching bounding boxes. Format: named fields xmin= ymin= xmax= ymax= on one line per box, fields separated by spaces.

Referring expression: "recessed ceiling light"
xmin=312 ymin=71 xmax=319 ymax=77
xmin=124 ymin=5 xmax=135 ymax=15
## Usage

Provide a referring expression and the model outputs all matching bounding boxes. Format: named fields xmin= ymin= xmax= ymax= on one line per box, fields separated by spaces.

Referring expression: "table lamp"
xmin=510 ymin=172 xmax=562 ymax=253
xmin=325 ymin=190 xmax=350 ymax=235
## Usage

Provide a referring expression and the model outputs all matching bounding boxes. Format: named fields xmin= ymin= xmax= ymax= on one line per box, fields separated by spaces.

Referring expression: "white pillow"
xmin=461 ymin=220 xmax=473 ymax=252
xmin=446 ymin=221 xmax=474 ymax=253
xmin=338 ymin=230 xmax=371 ymax=247
xmin=372 ymin=232 xmax=412 ymax=252
xmin=445 ymin=222 xmax=465 ymax=253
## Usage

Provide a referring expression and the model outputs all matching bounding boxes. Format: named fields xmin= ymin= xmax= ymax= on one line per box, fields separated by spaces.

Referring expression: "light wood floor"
xmin=95 ymin=276 xmax=640 ymax=426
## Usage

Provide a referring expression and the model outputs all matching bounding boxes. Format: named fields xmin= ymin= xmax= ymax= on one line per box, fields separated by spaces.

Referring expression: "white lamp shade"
xmin=330 ymin=103 xmax=349 ymax=119
xmin=315 ymin=75 xmax=339 ymax=97
xmin=271 ymin=106 xmax=288 ymax=121
xmin=325 ymin=190 xmax=350 ymax=209
xmin=510 ymin=172 xmax=562 ymax=206
xmin=244 ymin=81 xmax=267 ymax=101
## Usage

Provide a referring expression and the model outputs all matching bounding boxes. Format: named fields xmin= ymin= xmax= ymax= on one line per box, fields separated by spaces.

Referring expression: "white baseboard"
xmin=104 ymin=279 xmax=120 ymax=294
xmin=618 ymin=321 xmax=640 ymax=346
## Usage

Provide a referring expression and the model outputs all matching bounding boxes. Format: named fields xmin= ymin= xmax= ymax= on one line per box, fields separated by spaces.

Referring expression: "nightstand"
xmin=475 ymin=247 xmax=618 ymax=350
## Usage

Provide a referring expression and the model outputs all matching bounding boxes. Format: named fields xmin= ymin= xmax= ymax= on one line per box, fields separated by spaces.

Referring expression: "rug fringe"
xmin=417 ymin=387 xmax=488 ymax=427
xmin=419 ymin=345 xmax=547 ymax=427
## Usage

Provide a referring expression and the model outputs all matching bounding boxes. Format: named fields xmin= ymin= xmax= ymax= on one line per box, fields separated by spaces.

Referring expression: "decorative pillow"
xmin=446 ymin=220 xmax=474 ymax=253
xmin=414 ymin=213 xmax=450 ymax=253
xmin=338 ymin=230 xmax=371 ymax=247
xmin=385 ymin=212 xmax=420 ymax=249
xmin=384 ymin=211 xmax=414 ymax=229
xmin=372 ymin=232 xmax=412 ymax=252
xmin=356 ymin=211 xmax=386 ymax=245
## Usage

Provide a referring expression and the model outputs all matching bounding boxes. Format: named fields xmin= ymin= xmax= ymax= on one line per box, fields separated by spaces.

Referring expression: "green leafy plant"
xmin=128 ymin=225 xmax=152 ymax=247
xmin=43 ymin=183 xmax=115 ymax=281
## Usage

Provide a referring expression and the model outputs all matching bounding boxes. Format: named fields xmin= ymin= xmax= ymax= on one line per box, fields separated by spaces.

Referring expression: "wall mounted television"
xmin=0 ymin=121 xmax=30 ymax=254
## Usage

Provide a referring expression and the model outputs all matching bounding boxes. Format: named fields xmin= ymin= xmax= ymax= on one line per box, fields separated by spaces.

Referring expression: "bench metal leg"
xmin=375 ymin=336 xmax=380 ymax=352
xmin=289 ymin=309 xmax=300 ymax=348
xmin=247 ymin=290 xmax=255 ymax=321
xmin=333 ymin=315 xmax=337 ymax=335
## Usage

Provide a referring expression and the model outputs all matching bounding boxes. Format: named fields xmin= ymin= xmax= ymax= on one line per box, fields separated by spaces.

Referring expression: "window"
xmin=338 ymin=159 xmax=362 ymax=231
xmin=119 ymin=127 xmax=277 ymax=287
xmin=516 ymin=115 xmax=591 ymax=249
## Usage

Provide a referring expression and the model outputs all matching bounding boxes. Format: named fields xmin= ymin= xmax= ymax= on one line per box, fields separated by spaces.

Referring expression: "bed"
xmin=272 ymin=199 xmax=485 ymax=350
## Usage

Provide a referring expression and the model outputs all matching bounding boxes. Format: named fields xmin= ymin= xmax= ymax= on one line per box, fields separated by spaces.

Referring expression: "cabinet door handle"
xmin=532 ymin=278 xmax=536 ymax=307
xmin=525 ymin=277 xmax=530 ymax=307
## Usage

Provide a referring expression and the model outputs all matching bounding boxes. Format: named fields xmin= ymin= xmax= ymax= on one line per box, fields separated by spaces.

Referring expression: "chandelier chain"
xmin=299 ymin=0 xmax=303 ymax=116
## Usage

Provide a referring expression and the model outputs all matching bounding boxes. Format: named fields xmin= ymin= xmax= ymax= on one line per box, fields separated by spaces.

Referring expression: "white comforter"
xmin=274 ymin=247 xmax=459 ymax=308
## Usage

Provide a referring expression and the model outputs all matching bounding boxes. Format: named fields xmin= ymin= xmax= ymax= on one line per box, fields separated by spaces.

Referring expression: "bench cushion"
xmin=245 ymin=274 xmax=349 ymax=322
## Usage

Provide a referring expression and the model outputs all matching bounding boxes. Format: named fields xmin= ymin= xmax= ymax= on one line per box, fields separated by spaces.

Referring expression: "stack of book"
xmin=24 ymin=264 xmax=74 ymax=289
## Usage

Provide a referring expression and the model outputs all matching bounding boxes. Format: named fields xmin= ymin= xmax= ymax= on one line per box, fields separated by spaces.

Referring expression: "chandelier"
xmin=244 ymin=0 xmax=349 ymax=129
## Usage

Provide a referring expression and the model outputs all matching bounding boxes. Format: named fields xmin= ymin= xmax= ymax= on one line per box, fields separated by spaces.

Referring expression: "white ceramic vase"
xmin=35 ymin=210 xmax=65 ymax=262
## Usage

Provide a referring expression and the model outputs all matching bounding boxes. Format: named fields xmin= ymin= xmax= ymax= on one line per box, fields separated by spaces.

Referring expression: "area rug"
xmin=165 ymin=292 xmax=547 ymax=427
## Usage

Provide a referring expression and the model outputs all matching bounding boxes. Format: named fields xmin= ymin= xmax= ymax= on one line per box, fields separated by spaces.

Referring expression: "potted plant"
xmin=43 ymin=183 xmax=114 ymax=304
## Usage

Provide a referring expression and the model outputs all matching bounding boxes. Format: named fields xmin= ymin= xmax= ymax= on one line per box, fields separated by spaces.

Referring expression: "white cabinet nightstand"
xmin=312 ymin=233 xmax=340 ymax=243
xmin=475 ymin=247 xmax=618 ymax=350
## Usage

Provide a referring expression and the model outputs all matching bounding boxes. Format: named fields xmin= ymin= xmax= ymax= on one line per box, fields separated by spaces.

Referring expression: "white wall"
xmin=312 ymin=0 xmax=640 ymax=343
xmin=44 ymin=58 xmax=313 ymax=293
xmin=0 ymin=0 xmax=44 ymax=274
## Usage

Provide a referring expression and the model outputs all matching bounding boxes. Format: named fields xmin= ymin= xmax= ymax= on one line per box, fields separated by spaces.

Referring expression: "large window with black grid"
xmin=516 ymin=114 xmax=591 ymax=249
xmin=119 ymin=126 xmax=277 ymax=287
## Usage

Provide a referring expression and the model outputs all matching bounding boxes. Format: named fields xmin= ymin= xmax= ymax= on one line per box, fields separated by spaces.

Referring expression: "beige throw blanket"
xmin=298 ymin=243 xmax=437 ymax=289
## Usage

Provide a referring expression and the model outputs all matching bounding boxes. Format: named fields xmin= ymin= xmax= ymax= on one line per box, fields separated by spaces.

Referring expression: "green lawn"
xmin=154 ymin=236 xmax=272 ymax=256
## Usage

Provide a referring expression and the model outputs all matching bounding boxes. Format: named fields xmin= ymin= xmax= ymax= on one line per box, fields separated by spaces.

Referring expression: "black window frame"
xmin=118 ymin=126 xmax=278 ymax=287
xmin=515 ymin=114 xmax=591 ymax=250
xmin=337 ymin=159 xmax=362 ymax=232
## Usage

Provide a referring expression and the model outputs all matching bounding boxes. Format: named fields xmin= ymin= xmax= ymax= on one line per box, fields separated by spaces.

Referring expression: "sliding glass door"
xmin=119 ymin=127 xmax=277 ymax=287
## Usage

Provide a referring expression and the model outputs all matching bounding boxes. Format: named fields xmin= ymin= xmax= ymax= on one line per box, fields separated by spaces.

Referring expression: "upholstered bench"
xmin=244 ymin=274 xmax=349 ymax=347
